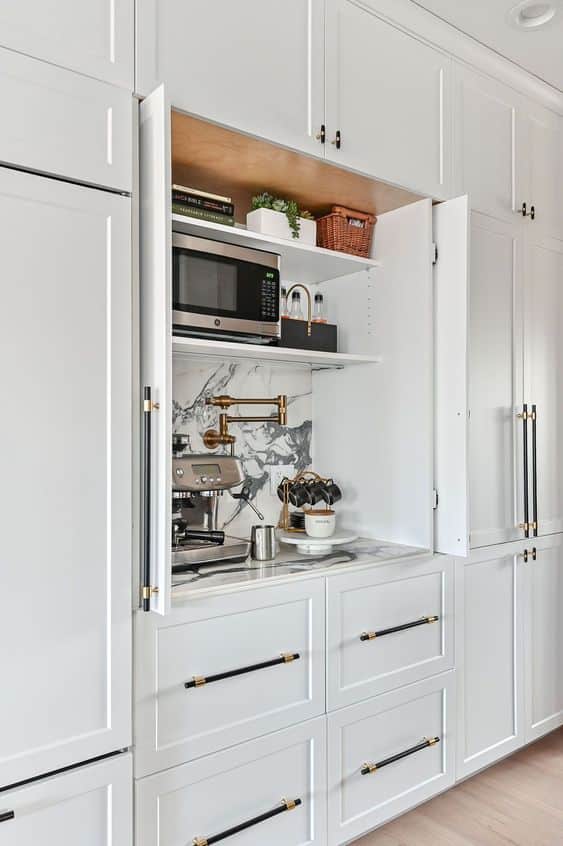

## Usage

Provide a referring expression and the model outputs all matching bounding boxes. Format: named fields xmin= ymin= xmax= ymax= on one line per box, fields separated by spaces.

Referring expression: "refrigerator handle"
xmin=518 ymin=404 xmax=530 ymax=538
xmin=531 ymin=404 xmax=538 ymax=537
xmin=142 ymin=386 xmax=159 ymax=611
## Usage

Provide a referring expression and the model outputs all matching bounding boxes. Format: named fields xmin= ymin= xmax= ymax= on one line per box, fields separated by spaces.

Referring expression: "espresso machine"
xmin=171 ymin=436 xmax=262 ymax=571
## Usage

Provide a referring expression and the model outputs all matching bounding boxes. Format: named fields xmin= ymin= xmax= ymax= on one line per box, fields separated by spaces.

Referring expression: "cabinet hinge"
xmin=432 ymin=242 xmax=438 ymax=265
xmin=432 ymin=489 xmax=439 ymax=510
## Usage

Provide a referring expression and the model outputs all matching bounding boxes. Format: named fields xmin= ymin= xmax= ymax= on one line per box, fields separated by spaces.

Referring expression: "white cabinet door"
xmin=453 ymin=64 xmax=521 ymax=222
xmin=524 ymin=534 xmax=563 ymax=741
xmin=136 ymin=718 xmax=327 ymax=846
xmin=0 ymin=0 xmax=133 ymax=87
xmin=456 ymin=542 xmax=526 ymax=780
xmin=325 ymin=0 xmax=451 ymax=197
xmin=524 ymin=236 xmax=563 ymax=537
xmin=0 ymin=754 xmax=132 ymax=846
xmin=0 ymin=169 xmax=132 ymax=786
xmin=469 ymin=212 xmax=525 ymax=548
xmin=523 ymin=104 xmax=563 ymax=243
xmin=0 ymin=48 xmax=132 ymax=192
xmin=136 ymin=0 xmax=325 ymax=157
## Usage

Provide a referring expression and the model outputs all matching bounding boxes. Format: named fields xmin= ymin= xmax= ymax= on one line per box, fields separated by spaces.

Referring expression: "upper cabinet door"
xmin=454 ymin=65 xmax=519 ymax=222
xmin=524 ymin=104 xmax=563 ymax=243
xmin=0 ymin=0 xmax=133 ymax=88
xmin=325 ymin=0 xmax=451 ymax=198
xmin=0 ymin=169 xmax=132 ymax=787
xmin=136 ymin=0 xmax=325 ymax=157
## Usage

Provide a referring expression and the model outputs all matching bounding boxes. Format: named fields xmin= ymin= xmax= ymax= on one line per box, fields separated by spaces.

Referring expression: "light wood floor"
xmin=355 ymin=728 xmax=563 ymax=846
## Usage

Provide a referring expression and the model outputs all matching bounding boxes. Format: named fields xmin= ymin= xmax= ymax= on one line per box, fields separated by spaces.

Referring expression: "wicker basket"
xmin=316 ymin=205 xmax=376 ymax=257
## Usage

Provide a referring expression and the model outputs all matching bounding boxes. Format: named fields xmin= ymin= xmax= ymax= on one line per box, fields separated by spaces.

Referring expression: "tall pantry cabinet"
xmin=454 ymin=63 xmax=563 ymax=778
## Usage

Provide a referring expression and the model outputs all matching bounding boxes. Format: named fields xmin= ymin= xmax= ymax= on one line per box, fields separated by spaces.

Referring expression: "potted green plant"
xmin=247 ymin=192 xmax=316 ymax=244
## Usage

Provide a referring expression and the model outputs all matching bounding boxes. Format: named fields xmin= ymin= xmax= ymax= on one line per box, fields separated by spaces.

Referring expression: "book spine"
xmin=172 ymin=191 xmax=234 ymax=216
xmin=172 ymin=203 xmax=235 ymax=226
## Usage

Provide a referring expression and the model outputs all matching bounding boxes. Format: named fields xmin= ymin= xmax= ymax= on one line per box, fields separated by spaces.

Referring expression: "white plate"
xmin=278 ymin=530 xmax=358 ymax=555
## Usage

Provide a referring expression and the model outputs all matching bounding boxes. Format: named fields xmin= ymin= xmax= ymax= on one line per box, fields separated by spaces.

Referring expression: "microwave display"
xmin=172 ymin=232 xmax=281 ymax=343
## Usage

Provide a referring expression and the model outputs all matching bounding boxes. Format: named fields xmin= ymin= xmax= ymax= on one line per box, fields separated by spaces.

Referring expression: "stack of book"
xmin=171 ymin=184 xmax=235 ymax=227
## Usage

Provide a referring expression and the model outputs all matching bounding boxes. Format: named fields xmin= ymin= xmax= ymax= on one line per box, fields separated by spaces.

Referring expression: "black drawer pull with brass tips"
xmin=185 ymin=652 xmax=300 ymax=689
xmin=361 ymin=736 xmax=440 ymax=775
xmin=0 ymin=811 xmax=15 ymax=823
xmin=360 ymin=615 xmax=439 ymax=641
xmin=192 ymin=797 xmax=302 ymax=845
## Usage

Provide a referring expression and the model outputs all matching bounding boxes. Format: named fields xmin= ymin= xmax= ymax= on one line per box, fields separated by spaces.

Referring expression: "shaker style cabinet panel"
xmin=325 ymin=0 xmax=451 ymax=197
xmin=455 ymin=544 xmax=525 ymax=780
xmin=524 ymin=236 xmax=563 ymax=537
xmin=0 ymin=48 xmax=132 ymax=192
xmin=523 ymin=534 xmax=563 ymax=741
xmin=136 ymin=0 xmax=325 ymax=157
xmin=0 ymin=0 xmax=134 ymax=90
xmin=468 ymin=213 xmax=525 ymax=549
xmin=0 ymin=755 xmax=132 ymax=846
xmin=0 ymin=169 xmax=132 ymax=787
xmin=0 ymin=0 xmax=133 ymax=87
xmin=523 ymin=104 xmax=563 ymax=243
xmin=136 ymin=718 xmax=327 ymax=846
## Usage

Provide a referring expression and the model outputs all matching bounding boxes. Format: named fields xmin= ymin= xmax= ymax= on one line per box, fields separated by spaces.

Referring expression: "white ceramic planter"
xmin=246 ymin=208 xmax=317 ymax=245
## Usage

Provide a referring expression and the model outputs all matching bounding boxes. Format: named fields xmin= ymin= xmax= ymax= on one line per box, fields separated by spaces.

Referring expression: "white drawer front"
xmin=328 ymin=673 xmax=455 ymax=845
xmin=136 ymin=718 xmax=327 ymax=846
xmin=0 ymin=48 xmax=132 ymax=191
xmin=135 ymin=580 xmax=325 ymax=776
xmin=327 ymin=556 xmax=454 ymax=709
xmin=0 ymin=754 xmax=132 ymax=846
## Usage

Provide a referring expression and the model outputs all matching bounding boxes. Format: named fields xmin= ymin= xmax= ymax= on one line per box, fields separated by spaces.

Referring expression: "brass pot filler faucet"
xmin=203 ymin=394 xmax=288 ymax=452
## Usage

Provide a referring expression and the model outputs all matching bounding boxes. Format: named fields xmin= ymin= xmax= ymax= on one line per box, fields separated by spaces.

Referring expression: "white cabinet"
xmin=136 ymin=0 xmax=325 ymax=157
xmin=0 ymin=0 xmax=133 ymax=87
xmin=0 ymin=47 xmax=132 ymax=192
xmin=134 ymin=580 xmax=325 ymax=776
xmin=0 ymin=754 xmax=132 ymax=845
xmin=326 ymin=556 xmax=454 ymax=709
xmin=455 ymin=542 xmax=525 ymax=780
xmin=524 ymin=534 xmax=563 ymax=741
xmin=136 ymin=718 xmax=327 ymax=846
xmin=523 ymin=104 xmax=563 ymax=243
xmin=325 ymin=0 xmax=451 ymax=197
xmin=327 ymin=673 xmax=455 ymax=845
xmin=0 ymin=168 xmax=132 ymax=786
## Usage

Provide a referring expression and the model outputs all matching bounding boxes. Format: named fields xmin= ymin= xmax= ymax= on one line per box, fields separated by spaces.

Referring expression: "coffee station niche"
xmin=140 ymin=90 xmax=468 ymax=613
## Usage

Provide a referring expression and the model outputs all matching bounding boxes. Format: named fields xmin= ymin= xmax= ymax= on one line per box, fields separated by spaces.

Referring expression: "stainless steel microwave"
xmin=172 ymin=232 xmax=281 ymax=343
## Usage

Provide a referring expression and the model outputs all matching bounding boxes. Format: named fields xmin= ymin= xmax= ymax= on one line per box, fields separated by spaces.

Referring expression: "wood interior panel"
xmin=171 ymin=111 xmax=422 ymax=224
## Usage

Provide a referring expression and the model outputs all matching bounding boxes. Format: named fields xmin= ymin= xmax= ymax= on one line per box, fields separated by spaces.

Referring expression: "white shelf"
xmin=171 ymin=214 xmax=381 ymax=283
xmin=172 ymin=335 xmax=381 ymax=369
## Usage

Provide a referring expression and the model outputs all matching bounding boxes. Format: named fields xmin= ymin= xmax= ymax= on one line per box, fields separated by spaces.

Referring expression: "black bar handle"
xmin=520 ymin=403 xmax=530 ymax=538
xmin=531 ymin=404 xmax=538 ymax=537
xmin=193 ymin=797 xmax=302 ymax=845
xmin=142 ymin=386 xmax=154 ymax=611
xmin=185 ymin=652 xmax=300 ymax=689
xmin=0 ymin=811 xmax=15 ymax=823
xmin=360 ymin=615 xmax=439 ymax=642
xmin=361 ymin=737 xmax=440 ymax=775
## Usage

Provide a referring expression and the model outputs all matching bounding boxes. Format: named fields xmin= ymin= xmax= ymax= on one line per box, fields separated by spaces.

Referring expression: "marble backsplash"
xmin=173 ymin=358 xmax=312 ymax=537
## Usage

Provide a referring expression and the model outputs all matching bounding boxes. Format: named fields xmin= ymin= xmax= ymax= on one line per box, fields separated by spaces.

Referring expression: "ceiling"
xmin=411 ymin=0 xmax=563 ymax=90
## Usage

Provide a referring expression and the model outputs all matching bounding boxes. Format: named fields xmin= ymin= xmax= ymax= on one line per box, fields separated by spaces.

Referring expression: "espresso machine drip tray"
xmin=172 ymin=536 xmax=251 ymax=572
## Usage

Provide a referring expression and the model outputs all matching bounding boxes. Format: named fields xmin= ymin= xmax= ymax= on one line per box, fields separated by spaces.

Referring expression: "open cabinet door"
xmin=314 ymin=198 xmax=434 ymax=549
xmin=139 ymin=85 xmax=172 ymax=614
xmin=433 ymin=195 xmax=469 ymax=556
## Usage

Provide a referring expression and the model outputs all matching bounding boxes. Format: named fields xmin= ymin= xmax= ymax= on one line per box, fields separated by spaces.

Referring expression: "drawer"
xmin=135 ymin=580 xmax=325 ymax=776
xmin=328 ymin=673 xmax=455 ymax=845
xmin=0 ymin=754 xmax=132 ymax=845
xmin=135 ymin=717 xmax=327 ymax=846
xmin=0 ymin=48 xmax=132 ymax=192
xmin=327 ymin=555 xmax=454 ymax=709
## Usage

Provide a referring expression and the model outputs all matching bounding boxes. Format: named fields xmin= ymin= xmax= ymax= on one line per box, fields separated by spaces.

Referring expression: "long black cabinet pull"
xmin=185 ymin=652 xmax=300 ymax=689
xmin=361 ymin=737 xmax=440 ymax=775
xmin=142 ymin=386 xmax=156 ymax=611
xmin=360 ymin=615 xmax=439 ymax=641
xmin=531 ymin=404 xmax=538 ymax=537
xmin=520 ymin=403 xmax=530 ymax=538
xmin=192 ymin=797 xmax=301 ymax=845
xmin=0 ymin=811 xmax=15 ymax=823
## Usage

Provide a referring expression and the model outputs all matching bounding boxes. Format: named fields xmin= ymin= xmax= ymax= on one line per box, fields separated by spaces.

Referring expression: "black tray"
xmin=279 ymin=318 xmax=337 ymax=353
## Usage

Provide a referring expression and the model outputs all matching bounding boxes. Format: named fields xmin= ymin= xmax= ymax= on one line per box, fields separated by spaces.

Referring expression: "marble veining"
xmin=173 ymin=359 xmax=312 ymax=536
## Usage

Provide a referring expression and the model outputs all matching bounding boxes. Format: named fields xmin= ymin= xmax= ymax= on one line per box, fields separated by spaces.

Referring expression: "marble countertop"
xmin=171 ymin=536 xmax=431 ymax=599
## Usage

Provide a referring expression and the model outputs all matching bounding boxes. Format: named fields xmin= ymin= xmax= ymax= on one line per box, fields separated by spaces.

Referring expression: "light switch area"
xmin=267 ymin=464 xmax=296 ymax=496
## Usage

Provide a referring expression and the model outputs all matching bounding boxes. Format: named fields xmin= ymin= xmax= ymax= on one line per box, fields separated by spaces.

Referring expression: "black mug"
xmin=288 ymin=482 xmax=313 ymax=508
xmin=322 ymin=479 xmax=342 ymax=506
